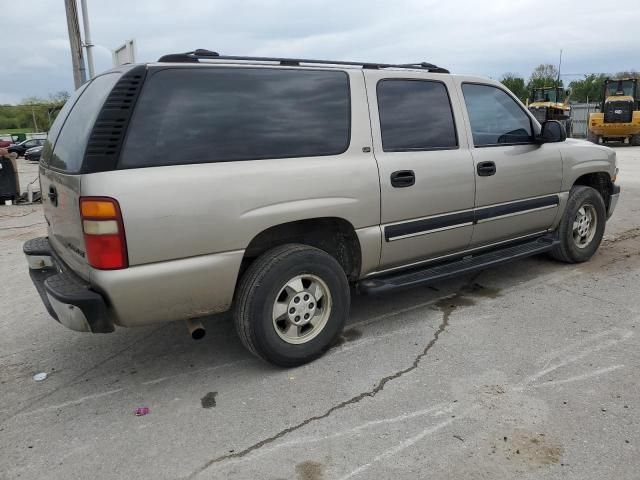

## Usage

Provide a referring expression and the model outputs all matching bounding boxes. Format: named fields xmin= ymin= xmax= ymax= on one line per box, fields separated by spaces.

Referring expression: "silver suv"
xmin=24 ymin=50 xmax=620 ymax=366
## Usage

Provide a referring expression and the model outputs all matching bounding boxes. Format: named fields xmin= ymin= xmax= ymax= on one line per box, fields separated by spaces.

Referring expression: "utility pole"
xmin=557 ymin=49 xmax=563 ymax=84
xmin=79 ymin=0 xmax=95 ymax=79
xmin=64 ymin=0 xmax=87 ymax=89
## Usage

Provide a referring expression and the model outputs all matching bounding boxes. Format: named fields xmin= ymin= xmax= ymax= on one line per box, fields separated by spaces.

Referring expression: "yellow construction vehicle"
xmin=588 ymin=78 xmax=640 ymax=145
xmin=527 ymin=87 xmax=572 ymax=135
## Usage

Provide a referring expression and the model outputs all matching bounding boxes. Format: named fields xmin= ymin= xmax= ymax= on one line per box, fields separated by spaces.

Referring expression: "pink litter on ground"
xmin=135 ymin=407 xmax=150 ymax=416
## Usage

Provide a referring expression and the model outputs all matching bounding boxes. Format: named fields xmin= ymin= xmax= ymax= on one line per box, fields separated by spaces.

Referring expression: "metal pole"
xmin=557 ymin=49 xmax=563 ymax=85
xmin=79 ymin=0 xmax=95 ymax=79
xmin=64 ymin=0 xmax=87 ymax=88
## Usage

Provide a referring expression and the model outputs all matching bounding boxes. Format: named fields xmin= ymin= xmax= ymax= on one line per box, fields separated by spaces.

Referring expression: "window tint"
xmin=40 ymin=82 xmax=88 ymax=165
xmin=120 ymin=68 xmax=351 ymax=168
xmin=49 ymin=73 xmax=119 ymax=172
xmin=462 ymin=83 xmax=533 ymax=146
xmin=377 ymin=80 xmax=457 ymax=151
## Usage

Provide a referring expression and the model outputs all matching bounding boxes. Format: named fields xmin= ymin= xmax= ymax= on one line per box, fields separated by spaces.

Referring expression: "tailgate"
xmin=39 ymin=72 xmax=124 ymax=280
xmin=40 ymin=166 xmax=90 ymax=279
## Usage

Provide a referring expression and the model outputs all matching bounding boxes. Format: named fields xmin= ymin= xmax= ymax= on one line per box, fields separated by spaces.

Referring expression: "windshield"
xmin=532 ymin=88 xmax=560 ymax=102
xmin=605 ymin=79 xmax=636 ymax=97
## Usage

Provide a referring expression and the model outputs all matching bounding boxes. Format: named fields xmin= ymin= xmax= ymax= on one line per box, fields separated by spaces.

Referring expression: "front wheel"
xmin=550 ymin=186 xmax=606 ymax=263
xmin=631 ymin=134 xmax=640 ymax=146
xmin=234 ymin=244 xmax=350 ymax=367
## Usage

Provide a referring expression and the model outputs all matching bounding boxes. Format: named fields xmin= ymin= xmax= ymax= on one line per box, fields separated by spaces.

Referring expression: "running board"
xmin=358 ymin=237 xmax=558 ymax=295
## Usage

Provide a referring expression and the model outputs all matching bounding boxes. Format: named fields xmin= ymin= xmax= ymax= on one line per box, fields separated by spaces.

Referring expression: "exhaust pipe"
xmin=186 ymin=319 xmax=206 ymax=340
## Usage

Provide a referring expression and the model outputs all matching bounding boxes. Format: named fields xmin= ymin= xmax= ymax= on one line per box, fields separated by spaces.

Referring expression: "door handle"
xmin=477 ymin=161 xmax=496 ymax=177
xmin=390 ymin=170 xmax=415 ymax=188
xmin=48 ymin=186 xmax=58 ymax=206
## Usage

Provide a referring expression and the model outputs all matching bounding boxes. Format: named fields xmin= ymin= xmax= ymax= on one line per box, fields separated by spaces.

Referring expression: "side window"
xmin=40 ymin=82 xmax=89 ymax=166
xmin=377 ymin=79 xmax=457 ymax=151
xmin=120 ymin=68 xmax=350 ymax=168
xmin=50 ymin=73 xmax=120 ymax=172
xmin=462 ymin=83 xmax=533 ymax=147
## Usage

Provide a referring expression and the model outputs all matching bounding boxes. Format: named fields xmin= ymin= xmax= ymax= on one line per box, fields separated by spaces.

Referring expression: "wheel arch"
xmin=573 ymin=172 xmax=614 ymax=209
xmin=240 ymin=217 xmax=363 ymax=282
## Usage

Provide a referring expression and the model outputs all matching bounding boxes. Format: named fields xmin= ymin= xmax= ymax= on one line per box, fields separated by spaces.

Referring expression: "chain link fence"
xmin=570 ymin=103 xmax=600 ymax=138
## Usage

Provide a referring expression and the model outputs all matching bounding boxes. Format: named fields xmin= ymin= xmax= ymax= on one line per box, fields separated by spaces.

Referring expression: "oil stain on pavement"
xmin=201 ymin=392 xmax=218 ymax=409
xmin=295 ymin=460 xmax=324 ymax=480
xmin=331 ymin=328 xmax=363 ymax=348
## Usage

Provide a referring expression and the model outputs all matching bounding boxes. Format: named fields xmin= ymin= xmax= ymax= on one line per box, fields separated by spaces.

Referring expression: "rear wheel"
xmin=550 ymin=186 xmax=606 ymax=263
xmin=234 ymin=244 xmax=350 ymax=367
xmin=631 ymin=134 xmax=640 ymax=146
xmin=587 ymin=130 xmax=598 ymax=144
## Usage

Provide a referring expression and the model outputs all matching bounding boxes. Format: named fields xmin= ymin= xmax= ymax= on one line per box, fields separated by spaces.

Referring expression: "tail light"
xmin=79 ymin=197 xmax=128 ymax=270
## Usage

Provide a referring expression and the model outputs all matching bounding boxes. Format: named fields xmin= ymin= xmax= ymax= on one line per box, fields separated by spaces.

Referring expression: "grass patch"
xmin=0 ymin=128 xmax=34 ymax=135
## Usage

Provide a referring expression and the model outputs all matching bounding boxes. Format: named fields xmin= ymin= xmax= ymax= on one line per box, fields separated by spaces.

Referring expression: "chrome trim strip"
xmin=387 ymin=222 xmax=473 ymax=241
xmin=382 ymin=194 xmax=559 ymax=242
xmin=383 ymin=207 xmax=474 ymax=228
xmin=476 ymin=204 xmax=557 ymax=223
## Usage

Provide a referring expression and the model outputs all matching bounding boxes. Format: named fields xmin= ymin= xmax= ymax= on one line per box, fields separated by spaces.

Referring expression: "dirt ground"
xmin=1 ymin=146 xmax=639 ymax=480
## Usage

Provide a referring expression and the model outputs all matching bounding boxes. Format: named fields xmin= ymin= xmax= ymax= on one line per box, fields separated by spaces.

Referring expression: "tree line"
xmin=501 ymin=64 xmax=639 ymax=104
xmin=0 ymin=92 xmax=70 ymax=132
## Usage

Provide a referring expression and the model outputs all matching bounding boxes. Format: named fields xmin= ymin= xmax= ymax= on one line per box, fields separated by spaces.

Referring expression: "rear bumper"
xmin=608 ymin=185 xmax=620 ymax=219
xmin=24 ymin=237 xmax=114 ymax=333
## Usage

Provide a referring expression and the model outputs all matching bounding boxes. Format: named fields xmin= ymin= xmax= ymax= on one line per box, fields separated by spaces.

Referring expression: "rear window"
xmin=119 ymin=67 xmax=351 ymax=168
xmin=40 ymin=82 xmax=88 ymax=165
xmin=49 ymin=73 xmax=120 ymax=172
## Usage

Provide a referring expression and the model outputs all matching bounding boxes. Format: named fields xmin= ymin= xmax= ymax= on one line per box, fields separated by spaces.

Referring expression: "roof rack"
xmin=157 ymin=49 xmax=449 ymax=73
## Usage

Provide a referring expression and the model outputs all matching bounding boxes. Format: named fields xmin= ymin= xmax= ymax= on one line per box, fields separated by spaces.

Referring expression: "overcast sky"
xmin=2 ymin=0 xmax=639 ymax=104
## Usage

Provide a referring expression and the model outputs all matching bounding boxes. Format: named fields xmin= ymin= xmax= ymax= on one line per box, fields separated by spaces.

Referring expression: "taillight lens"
xmin=79 ymin=197 xmax=128 ymax=270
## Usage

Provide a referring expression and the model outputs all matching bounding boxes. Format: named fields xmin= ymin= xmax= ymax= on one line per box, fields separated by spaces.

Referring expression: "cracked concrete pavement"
xmin=1 ymin=146 xmax=639 ymax=480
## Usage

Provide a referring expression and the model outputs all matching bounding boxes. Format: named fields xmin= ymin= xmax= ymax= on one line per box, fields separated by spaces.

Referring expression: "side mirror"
xmin=538 ymin=120 xmax=566 ymax=143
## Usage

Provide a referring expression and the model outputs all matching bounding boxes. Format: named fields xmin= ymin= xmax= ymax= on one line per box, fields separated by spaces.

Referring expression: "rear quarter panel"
xmin=81 ymin=68 xmax=380 ymax=269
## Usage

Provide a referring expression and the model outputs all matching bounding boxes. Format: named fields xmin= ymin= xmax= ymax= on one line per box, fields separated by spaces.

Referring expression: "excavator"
xmin=588 ymin=78 xmax=640 ymax=145
xmin=527 ymin=87 xmax=572 ymax=136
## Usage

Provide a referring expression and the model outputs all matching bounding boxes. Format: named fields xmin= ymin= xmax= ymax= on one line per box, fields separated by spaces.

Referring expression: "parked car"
xmin=9 ymin=138 xmax=45 ymax=157
xmin=24 ymin=51 xmax=620 ymax=366
xmin=25 ymin=145 xmax=43 ymax=162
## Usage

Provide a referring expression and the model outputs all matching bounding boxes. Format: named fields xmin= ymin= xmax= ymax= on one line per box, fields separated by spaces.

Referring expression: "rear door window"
xmin=49 ymin=73 xmax=120 ymax=172
xmin=119 ymin=67 xmax=351 ymax=168
xmin=377 ymin=79 xmax=457 ymax=151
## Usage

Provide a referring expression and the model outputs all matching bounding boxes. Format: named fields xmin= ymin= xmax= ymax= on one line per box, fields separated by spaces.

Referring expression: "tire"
xmin=550 ymin=186 xmax=606 ymax=263
xmin=234 ymin=244 xmax=350 ymax=367
xmin=631 ymin=134 xmax=640 ymax=146
xmin=587 ymin=130 xmax=598 ymax=144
